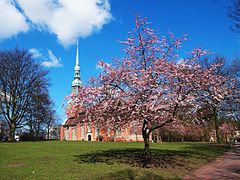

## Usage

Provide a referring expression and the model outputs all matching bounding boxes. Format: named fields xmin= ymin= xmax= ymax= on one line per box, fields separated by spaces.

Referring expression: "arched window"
xmin=95 ymin=128 xmax=99 ymax=138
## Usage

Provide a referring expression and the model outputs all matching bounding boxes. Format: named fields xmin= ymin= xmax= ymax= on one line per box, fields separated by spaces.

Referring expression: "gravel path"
xmin=185 ymin=143 xmax=240 ymax=179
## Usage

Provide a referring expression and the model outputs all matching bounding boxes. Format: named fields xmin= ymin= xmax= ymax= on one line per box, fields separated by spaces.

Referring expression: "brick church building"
xmin=60 ymin=43 xmax=147 ymax=142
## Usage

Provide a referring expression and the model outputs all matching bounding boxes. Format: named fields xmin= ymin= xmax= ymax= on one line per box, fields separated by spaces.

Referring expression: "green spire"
xmin=72 ymin=41 xmax=82 ymax=93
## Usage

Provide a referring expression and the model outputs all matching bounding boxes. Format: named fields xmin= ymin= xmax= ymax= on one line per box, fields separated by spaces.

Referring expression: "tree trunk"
xmin=8 ymin=123 xmax=15 ymax=142
xmin=213 ymin=107 xmax=220 ymax=143
xmin=113 ymin=129 xmax=116 ymax=142
xmin=142 ymin=119 xmax=151 ymax=161
xmin=29 ymin=118 xmax=34 ymax=140
xmin=225 ymin=134 xmax=228 ymax=143
xmin=36 ymin=124 xmax=41 ymax=141
xmin=36 ymin=129 xmax=39 ymax=141
xmin=143 ymin=133 xmax=150 ymax=157
xmin=47 ymin=126 xmax=50 ymax=140
xmin=30 ymin=129 xmax=34 ymax=141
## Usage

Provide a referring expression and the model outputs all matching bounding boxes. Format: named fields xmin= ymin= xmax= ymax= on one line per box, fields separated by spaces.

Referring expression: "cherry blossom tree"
xmin=219 ymin=122 xmax=237 ymax=143
xmin=161 ymin=121 xmax=205 ymax=142
xmin=66 ymin=17 xmax=228 ymax=160
xmin=197 ymin=56 xmax=240 ymax=143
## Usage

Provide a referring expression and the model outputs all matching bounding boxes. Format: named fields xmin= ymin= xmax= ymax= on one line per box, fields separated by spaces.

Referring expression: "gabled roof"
xmin=63 ymin=111 xmax=86 ymax=127
xmin=64 ymin=117 xmax=78 ymax=126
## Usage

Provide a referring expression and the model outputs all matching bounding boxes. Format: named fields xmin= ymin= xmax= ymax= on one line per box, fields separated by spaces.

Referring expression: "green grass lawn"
xmin=0 ymin=141 xmax=230 ymax=179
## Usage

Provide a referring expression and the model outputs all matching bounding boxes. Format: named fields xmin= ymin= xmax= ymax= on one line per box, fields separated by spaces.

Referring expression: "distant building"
xmin=60 ymin=43 xmax=146 ymax=142
xmin=48 ymin=125 xmax=61 ymax=140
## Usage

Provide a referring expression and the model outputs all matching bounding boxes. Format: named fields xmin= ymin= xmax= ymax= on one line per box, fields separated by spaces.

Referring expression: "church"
xmin=60 ymin=43 xmax=147 ymax=142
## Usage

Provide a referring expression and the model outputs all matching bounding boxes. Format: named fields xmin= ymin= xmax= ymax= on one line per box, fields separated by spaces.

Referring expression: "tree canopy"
xmin=66 ymin=17 xmax=239 ymax=159
xmin=0 ymin=48 xmax=52 ymax=141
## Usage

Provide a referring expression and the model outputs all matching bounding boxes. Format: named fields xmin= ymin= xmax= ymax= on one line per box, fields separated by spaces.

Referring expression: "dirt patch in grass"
xmin=98 ymin=168 xmax=180 ymax=180
xmin=7 ymin=161 xmax=24 ymax=168
xmin=38 ymin=156 xmax=55 ymax=164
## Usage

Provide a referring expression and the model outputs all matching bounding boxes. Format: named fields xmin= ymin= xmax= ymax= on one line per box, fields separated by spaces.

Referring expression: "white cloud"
xmin=29 ymin=48 xmax=63 ymax=68
xmin=15 ymin=0 xmax=112 ymax=46
xmin=0 ymin=0 xmax=29 ymax=39
xmin=42 ymin=50 xmax=63 ymax=68
xmin=29 ymin=48 xmax=42 ymax=58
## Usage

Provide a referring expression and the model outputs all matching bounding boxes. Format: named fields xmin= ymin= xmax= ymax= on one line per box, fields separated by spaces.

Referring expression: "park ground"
xmin=185 ymin=142 xmax=240 ymax=179
xmin=0 ymin=141 xmax=230 ymax=179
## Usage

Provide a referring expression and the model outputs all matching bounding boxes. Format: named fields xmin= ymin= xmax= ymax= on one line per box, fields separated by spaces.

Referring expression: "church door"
xmin=88 ymin=135 xmax=91 ymax=141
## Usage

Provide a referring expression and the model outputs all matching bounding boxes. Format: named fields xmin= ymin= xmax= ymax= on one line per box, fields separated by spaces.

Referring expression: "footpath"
xmin=185 ymin=143 xmax=240 ymax=179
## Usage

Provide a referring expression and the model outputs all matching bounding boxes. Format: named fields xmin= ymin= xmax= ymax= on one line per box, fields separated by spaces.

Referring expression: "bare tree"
xmin=229 ymin=0 xmax=240 ymax=32
xmin=0 ymin=48 xmax=49 ymax=141
xmin=44 ymin=102 xmax=57 ymax=140
xmin=224 ymin=59 xmax=240 ymax=130
xmin=26 ymin=87 xmax=51 ymax=140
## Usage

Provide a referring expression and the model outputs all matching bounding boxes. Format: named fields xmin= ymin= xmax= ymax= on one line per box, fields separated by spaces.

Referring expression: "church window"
xmin=87 ymin=125 xmax=91 ymax=132
xmin=95 ymin=128 xmax=99 ymax=138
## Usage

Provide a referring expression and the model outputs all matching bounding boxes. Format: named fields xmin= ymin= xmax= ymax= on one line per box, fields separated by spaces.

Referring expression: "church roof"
xmin=64 ymin=118 xmax=79 ymax=126
xmin=63 ymin=111 xmax=86 ymax=127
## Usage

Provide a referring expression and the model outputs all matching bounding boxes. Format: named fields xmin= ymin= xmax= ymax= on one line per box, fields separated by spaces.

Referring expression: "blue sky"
xmin=0 ymin=0 xmax=239 ymax=123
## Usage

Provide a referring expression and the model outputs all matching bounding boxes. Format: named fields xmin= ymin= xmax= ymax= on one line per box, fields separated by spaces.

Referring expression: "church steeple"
xmin=72 ymin=41 xmax=82 ymax=94
xmin=75 ymin=41 xmax=79 ymax=66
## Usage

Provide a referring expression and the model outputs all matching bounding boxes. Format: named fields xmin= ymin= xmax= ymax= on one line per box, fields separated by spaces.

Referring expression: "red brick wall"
xmin=60 ymin=123 xmax=152 ymax=142
xmin=76 ymin=124 xmax=81 ymax=140
xmin=60 ymin=125 xmax=64 ymax=140
xmin=68 ymin=127 xmax=72 ymax=140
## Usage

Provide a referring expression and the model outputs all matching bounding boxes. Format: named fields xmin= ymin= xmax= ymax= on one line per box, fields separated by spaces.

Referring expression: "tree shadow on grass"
xmin=74 ymin=148 xmax=192 ymax=169
xmin=184 ymin=143 xmax=230 ymax=159
xmin=74 ymin=143 xmax=230 ymax=170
